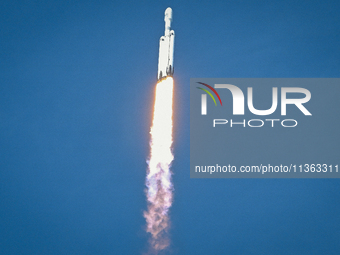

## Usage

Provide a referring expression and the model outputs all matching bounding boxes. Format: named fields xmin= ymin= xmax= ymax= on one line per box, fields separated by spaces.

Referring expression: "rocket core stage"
xmin=157 ymin=7 xmax=175 ymax=81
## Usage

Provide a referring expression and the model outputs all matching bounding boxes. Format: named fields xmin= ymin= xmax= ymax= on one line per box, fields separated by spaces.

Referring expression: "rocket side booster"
xmin=157 ymin=7 xmax=175 ymax=81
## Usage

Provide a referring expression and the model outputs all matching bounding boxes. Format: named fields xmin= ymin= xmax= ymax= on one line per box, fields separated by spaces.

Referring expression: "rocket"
xmin=157 ymin=7 xmax=175 ymax=81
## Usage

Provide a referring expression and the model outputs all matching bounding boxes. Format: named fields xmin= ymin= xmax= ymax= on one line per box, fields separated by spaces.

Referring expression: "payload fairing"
xmin=157 ymin=8 xmax=175 ymax=81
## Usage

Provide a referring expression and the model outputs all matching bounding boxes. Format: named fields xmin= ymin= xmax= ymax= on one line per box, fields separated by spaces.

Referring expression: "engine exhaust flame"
xmin=144 ymin=76 xmax=174 ymax=253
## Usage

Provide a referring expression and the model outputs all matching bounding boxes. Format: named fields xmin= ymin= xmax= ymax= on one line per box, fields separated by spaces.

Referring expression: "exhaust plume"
xmin=144 ymin=76 xmax=174 ymax=253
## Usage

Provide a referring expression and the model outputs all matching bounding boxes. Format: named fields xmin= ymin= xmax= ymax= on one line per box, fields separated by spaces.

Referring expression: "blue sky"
xmin=1 ymin=0 xmax=339 ymax=254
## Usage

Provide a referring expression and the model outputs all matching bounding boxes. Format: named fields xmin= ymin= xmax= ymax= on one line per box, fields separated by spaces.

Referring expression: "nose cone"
xmin=165 ymin=7 xmax=172 ymax=21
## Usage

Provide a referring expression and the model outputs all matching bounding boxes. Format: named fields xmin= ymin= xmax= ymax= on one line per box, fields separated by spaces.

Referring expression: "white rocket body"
xmin=157 ymin=7 xmax=175 ymax=81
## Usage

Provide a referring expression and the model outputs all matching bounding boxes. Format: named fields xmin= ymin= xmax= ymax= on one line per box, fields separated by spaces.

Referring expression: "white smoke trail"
xmin=144 ymin=76 xmax=174 ymax=253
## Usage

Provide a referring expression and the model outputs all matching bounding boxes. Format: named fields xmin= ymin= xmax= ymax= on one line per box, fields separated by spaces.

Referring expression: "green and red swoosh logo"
xmin=196 ymin=82 xmax=223 ymax=106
